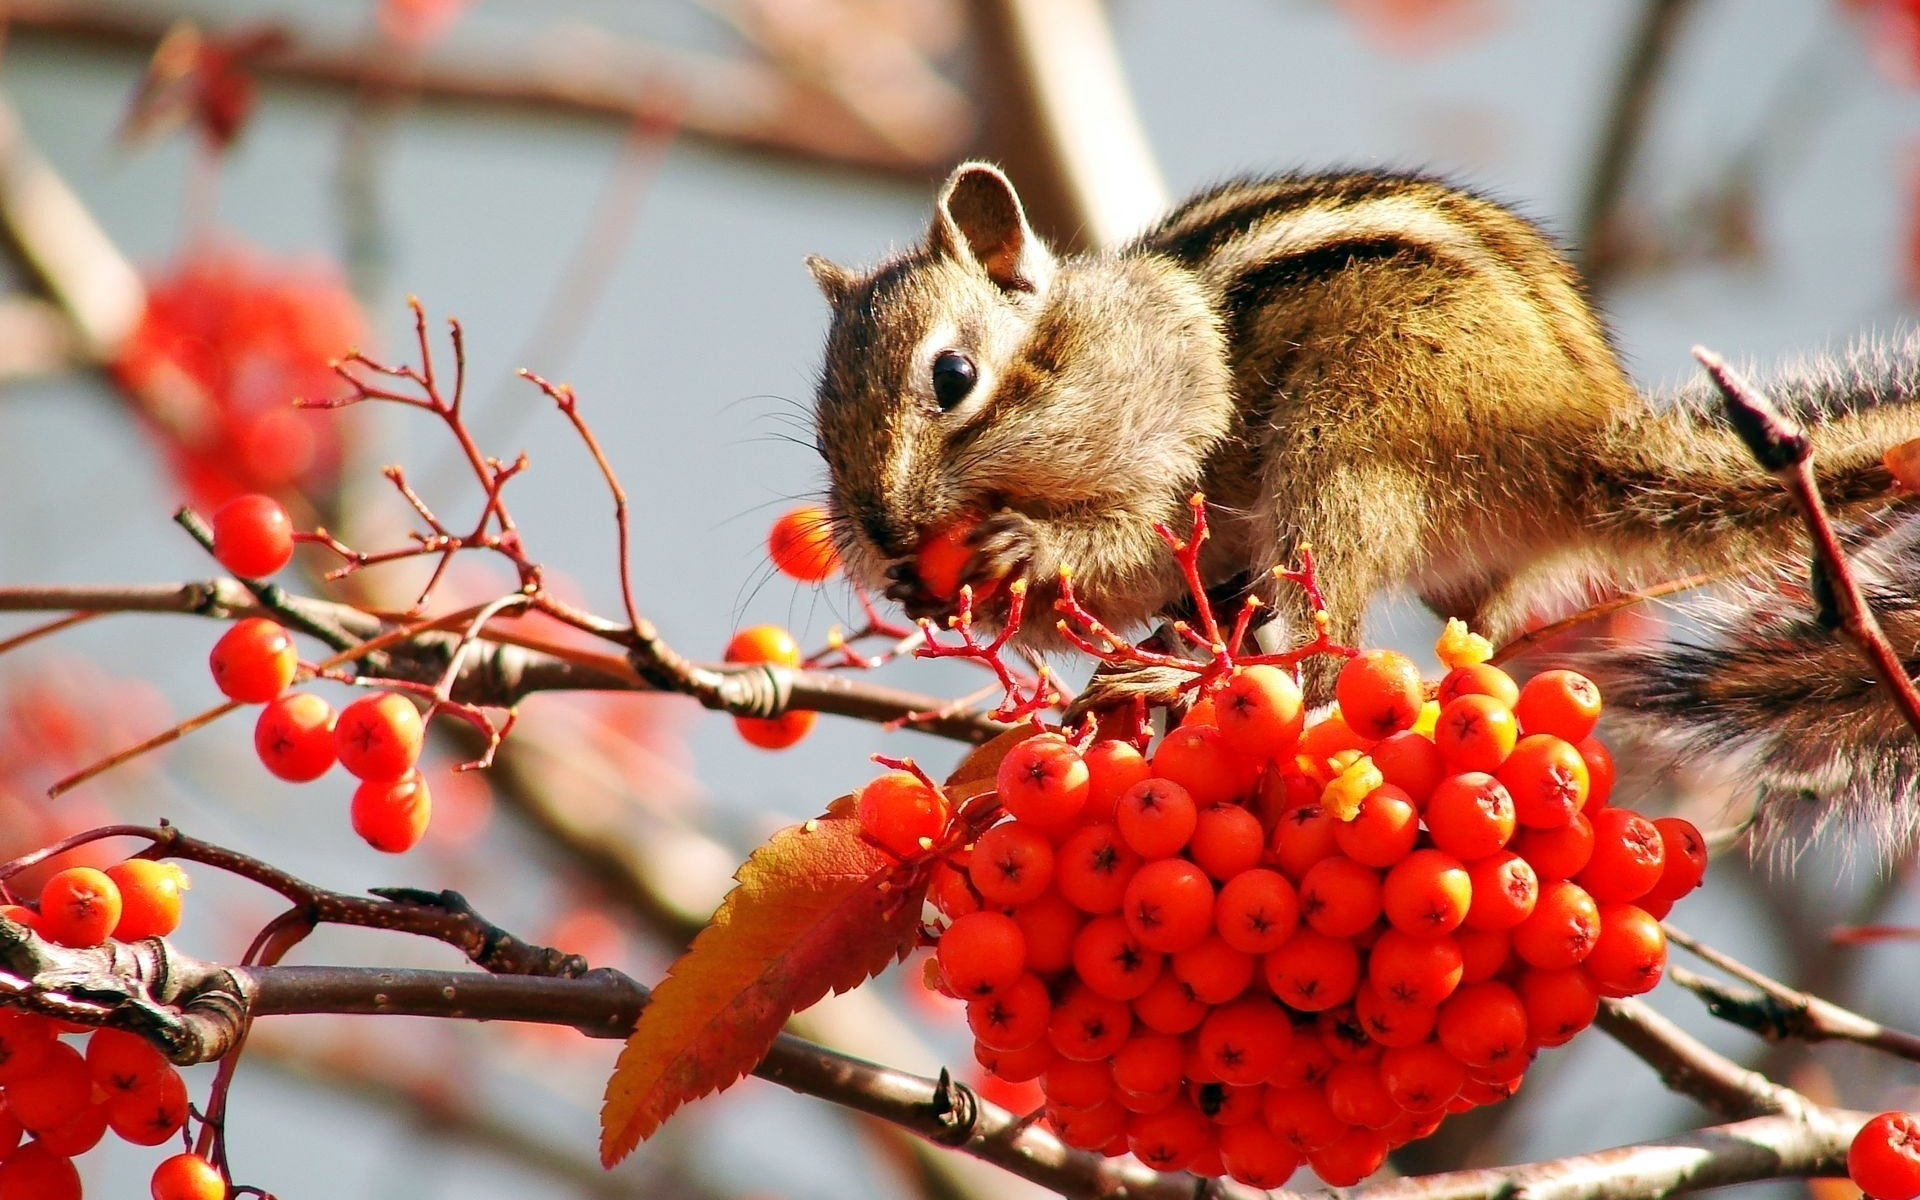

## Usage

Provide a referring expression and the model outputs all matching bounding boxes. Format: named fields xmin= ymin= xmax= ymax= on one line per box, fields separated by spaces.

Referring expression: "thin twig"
xmin=1693 ymin=346 xmax=1920 ymax=739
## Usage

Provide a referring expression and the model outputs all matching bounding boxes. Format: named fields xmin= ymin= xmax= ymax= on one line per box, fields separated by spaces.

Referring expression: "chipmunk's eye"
xmin=930 ymin=351 xmax=977 ymax=411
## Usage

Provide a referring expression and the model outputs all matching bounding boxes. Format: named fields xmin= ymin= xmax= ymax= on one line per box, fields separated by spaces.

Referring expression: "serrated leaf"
xmin=599 ymin=805 xmax=928 ymax=1165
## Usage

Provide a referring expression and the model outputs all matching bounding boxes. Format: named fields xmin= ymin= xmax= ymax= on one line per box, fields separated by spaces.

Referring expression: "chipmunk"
xmin=805 ymin=163 xmax=1920 ymax=838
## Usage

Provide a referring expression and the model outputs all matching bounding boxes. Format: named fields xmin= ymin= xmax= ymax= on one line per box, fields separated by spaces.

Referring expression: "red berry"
xmin=1511 ymin=879 xmax=1601 ymax=969
xmin=1263 ymin=928 xmax=1361 ymax=1012
xmin=1433 ymin=694 xmax=1518 ymax=773
xmin=1381 ymin=849 xmax=1471 ymax=936
xmin=1071 ymin=915 xmax=1165 ymax=1001
xmin=1644 ymin=815 xmax=1709 ymax=904
xmin=1187 ymin=804 xmax=1264 ymax=881
xmin=1336 ymin=650 xmax=1425 ymax=739
xmin=968 ymin=820 xmax=1051 ymax=903
xmin=856 ymin=771 xmax=949 ymax=859
xmin=733 ymin=711 xmax=815 ymax=750
xmin=351 ymin=771 xmax=433 ymax=852
xmin=0 ymin=1011 xmax=56 ymax=1085
xmin=254 ymin=691 xmax=337 ymax=781
xmin=939 ymin=911 xmax=1027 ymax=997
xmin=1423 ymin=772 xmax=1516 ymax=861
xmin=768 ymin=505 xmax=839 ymax=583
xmin=1513 ymin=669 xmax=1603 ymax=742
xmin=1192 ymin=997 xmax=1292 ymax=1087
xmin=1122 ymin=858 xmax=1216 ymax=954
xmin=107 ymin=860 xmax=190 ymax=941
xmin=1334 ymin=785 xmax=1420 ymax=868
xmin=1215 ymin=665 xmax=1306 ymax=759
xmin=1578 ymin=808 xmax=1666 ymax=902
xmin=1367 ymin=929 xmax=1464 ymax=1009
xmin=1299 ymin=855 xmax=1384 ymax=939
xmin=1213 ymin=868 xmax=1300 ymax=955
xmin=152 ymin=1152 xmax=229 ymax=1200
xmin=106 ymin=1062 xmax=189 ymax=1145
xmin=1053 ymin=823 xmax=1141 ymax=914
xmin=0 ymin=1141 xmax=81 ymax=1200
xmin=996 ymin=734 xmax=1091 ymax=830
xmin=1583 ymin=903 xmax=1667 ymax=997
xmin=1496 ymin=734 xmax=1589 ymax=829
xmin=208 ymin=617 xmax=298 ymax=703
xmin=1851 ymin=1111 xmax=1920 ymax=1200
xmin=212 ymin=492 xmax=295 ymax=578
xmin=967 ymin=973 xmax=1052 ymax=1051
xmin=38 ymin=866 xmax=122 ymax=948
xmin=1437 ymin=662 xmax=1519 ymax=709
xmin=1116 ymin=778 xmax=1198 ymax=859
xmin=5 ymin=1041 xmax=89 ymax=1131
xmin=86 ymin=1028 xmax=170 ymax=1098
xmin=1081 ymin=740 xmax=1150 ymax=824
xmin=1150 ymin=724 xmax=1255 ymax=807
xmin=334 ymin=691 xmax=425 ymax=782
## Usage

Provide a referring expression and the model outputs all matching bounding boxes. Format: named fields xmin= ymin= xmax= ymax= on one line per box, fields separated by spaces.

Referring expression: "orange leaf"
xmin=599 ymin=804 xmax=929 ymax=1164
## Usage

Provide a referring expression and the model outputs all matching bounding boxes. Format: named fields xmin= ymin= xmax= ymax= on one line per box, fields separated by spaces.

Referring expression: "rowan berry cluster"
xmin=0 ymin=867 xmax=226 ymax=1199
xmin=856 ymin=628 xmax=1706 ymax=1188
xmin=206 ymin=493 xmax=435 ymax=853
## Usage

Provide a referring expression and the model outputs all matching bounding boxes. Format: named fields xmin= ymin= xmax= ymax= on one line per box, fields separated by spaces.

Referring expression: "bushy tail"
xmin=1590 ymin=510 xmax=1920 ymax=855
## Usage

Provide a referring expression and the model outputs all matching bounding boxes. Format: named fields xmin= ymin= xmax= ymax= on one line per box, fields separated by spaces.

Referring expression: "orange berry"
xmin=1353 ymin=982 xmax=1437 ymax=1048
xmin=1193 ymin=998 xmax=1292 ymax=1087
xmin=1511 ymin=811 xmax=1595 ymax=880
xmin=1518 ymin=966 xmax=1600 ymax=1046
xmin=38 ymin=867 xmax=122 ymax=948
xmin=106 ymin=1062 xmax=188 ymax=1145
xmin=1047 ymin=983 xmax=1133 ymax=1061
xmin=5 ymin=1041 xmax=89 ymax=1131
xmin=1081 ymin=739 xmax=1150 ymax=824
xmin=1150 ymin=724 xmax=1255 ymax=807
xmin=1308 ymin=1124 xmax=1389 ymax=1186
xmin=768 ymin=505 xmax=839 ymax=583
xmin=1213 ymin=868 xmax=1300 ymax=956
xmin=1053 ymin=823 xmax=1141 ymax=914
xmin=106 ymin=860 xmax=189 ymax=941
xmin=0 ymin=1141 xmax=81 ymax=1200
xmin=1170 ymin=934 xmax=1257 ymax=1005
xmin=1583 ymin=903 xmax=1666 ymax=997
xmin=1378 ymin=1041 xmax=1465 ymax=1113
xmin=1511 ymin=879 xmax=1601 ymax=969
xmin=208 ymin=617 xmax=298 ymax=703
xmin=1263 ymin=928 xmax=1361 ymax=1012
xmin=1436 ymin=662 xmax=1519 ymax=709
xmin=1127 ymin=1096 xmax=1216 ymax=1173
xmin=1578 ymin=808 xmax=1666 ymax=902
xmin=1269 ymin=802 xmax=1340 ymax=881
xmin=1132 ymin=970 xmax=1211 ymax=1035
xmin=1849 ymin=1111 xmax=1920 ymax=1200
xmin=1463 ymin=851 xmax=1538 ymax=931
xmin=968 ymin=820 xmax=1052 ymax=904
xmin=1187 ymin=804 xmax=1264 ymax=881
xmin=733 ymin=710 xmax=816 ymax=750
xmin=1116 ymin=778 xmax=1198 ymax=859
xmin=1381 ymin=849 xmax=1471 ymax=936
xmin=1218 ymin=1119 xmax=1303 ymax=1188
xmin=1111 ymin=1033 xmax=1187 ymax=1107
xmin=1216 ymin=665 xmax=1306 ymax=760
xmin=151 ymin=1152 xmax=229 ymax=1200
xmin=1336 ymin=650 xmax=1425 ymax=739
xmin=1433 ymin=693 xmax=1518 ymax=773
xmin=254 ymin=691 xmax=337 ymax=781
xmin=723 ymin=625 xmax=802 ymax=666
xmin=855 ymin=770 xmax=949 ymax=859
xmin=1334 ymin=785 xmax=1419 ymax=868
xmin=1369 ymin=730 xmax=1444 ymax=805
xmin=1643 ymin=816 xmax=1709 ymax=904
xmin=211 ymin=492 xmax=295 ymax=578
xmin=1577 ymin=736 xmax=1615 ymax=808
xmin=86 ymin=1029 xmax=170 ymax=1099
xmin=1436 ymin=980 xmax=1530 ymax=1070
xmin=1123 ymin=858 xmax=1216 ymax=954
xmin=1299 ymin=856 xmax=1384 ymax=939
xmin=1011 ymin=893 xmax=1082 ymax=975
xmin=996 ymin=734 xmax=1091 ymax=830
xmin=1513 ymin=669 xmax=1603 ymax=742
xmin=938 ymin=911 xmax=1027 ymax=997
xmin=915 ymin=517 xmax=982 ymax=601
xmin=967 ymin=973 xmax=1052 ymax=1050
xmin=1367 ymin=929 xmax=1464 ymax=1009
xmin=1423 ymin=772 xmax=1516 ymax=861
xmin=334 ymin=691 xmax=425 ymax=783
xmin=1497 ymin=734 xmax=1589 ymax=829
xmin=1071 ymin=915 xmax=1164 ymax=1001
xmin=351 ymin=772 xmax=433 ymax=853
xmin=0 ymin=1011 xmax=57 ymax=1085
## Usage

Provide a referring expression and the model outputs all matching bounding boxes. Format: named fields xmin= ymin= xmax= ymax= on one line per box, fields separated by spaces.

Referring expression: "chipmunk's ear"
xmin=805 ymin=255 xmax=854 ymax=309
xmin=929 ymin=162 xmax=1054 ymax=295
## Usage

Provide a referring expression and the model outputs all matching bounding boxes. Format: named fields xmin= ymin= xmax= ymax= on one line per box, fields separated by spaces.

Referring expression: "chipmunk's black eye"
xmin=930 ymin=351 xmax=977 ymax=410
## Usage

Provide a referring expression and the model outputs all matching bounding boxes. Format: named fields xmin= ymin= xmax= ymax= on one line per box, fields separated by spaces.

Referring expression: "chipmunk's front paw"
xmin=882 ymin=561 xmax=947 ymax=621
xmin=1064 ymin=662 xmax=1195 ymax=722
xmin=963 ymin=509 xmax=1039 ymax=589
